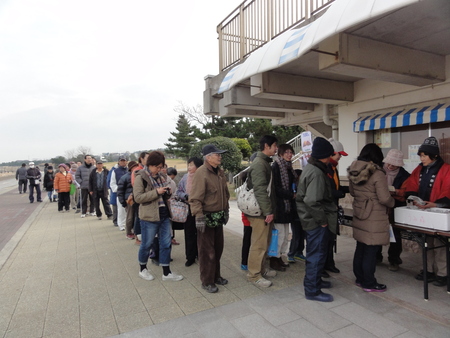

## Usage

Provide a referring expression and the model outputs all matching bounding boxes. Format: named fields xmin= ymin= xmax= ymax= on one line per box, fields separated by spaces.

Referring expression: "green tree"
xmin=189 ymin=136 xmax=242 ymax=173
xmin=165 ymin=114 xmax=196 ymax=159
xmin=232 ymin=138 xmax=252 ymax=159
xmin=51 ymin=156 xmax=66 ymax=165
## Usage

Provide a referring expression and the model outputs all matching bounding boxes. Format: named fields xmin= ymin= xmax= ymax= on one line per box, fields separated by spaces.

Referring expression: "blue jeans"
xmin=138 ymin=217 xmax=172 ymax=266
xmin=304 ymin=225 xmax=330 ymax=296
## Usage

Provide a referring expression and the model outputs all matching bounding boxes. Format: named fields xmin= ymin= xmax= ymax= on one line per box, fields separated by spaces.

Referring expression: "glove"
xmin=224 ymin=210 xmax=229 ymax=225
xmin=196 ymin=215 xmax=206 ymax=233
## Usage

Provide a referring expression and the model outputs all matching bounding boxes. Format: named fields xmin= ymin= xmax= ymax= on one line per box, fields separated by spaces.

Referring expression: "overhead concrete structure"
xmin=204 ymin=0 xmax=450 ymax=139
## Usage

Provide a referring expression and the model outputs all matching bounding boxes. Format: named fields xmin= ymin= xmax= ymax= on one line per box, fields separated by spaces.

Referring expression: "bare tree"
xmin=77 ymin=146 xmax=92 ymax=156
xmin=65 ymin=149 xmax=77 ymax=161
xmin=174 ymin=102 xmax=209 ymax=127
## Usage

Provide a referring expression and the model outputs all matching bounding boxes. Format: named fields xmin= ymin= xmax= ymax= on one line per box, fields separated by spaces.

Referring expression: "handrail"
xmin=217 ymin=0 xmax=335 ymax=72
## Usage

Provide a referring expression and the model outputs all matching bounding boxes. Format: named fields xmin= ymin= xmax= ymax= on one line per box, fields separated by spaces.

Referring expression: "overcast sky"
xmin=0 ymin=0 xmax=241 ymax=163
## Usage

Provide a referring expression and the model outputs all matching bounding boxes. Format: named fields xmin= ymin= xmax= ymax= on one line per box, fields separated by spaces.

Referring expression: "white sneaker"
xmin=263 ymin=269 xmax=277 ymax=278
xmin=162 ymin=272 xmax=184 ymax=281
xmin=119 ymin=226 xmax=125 ymax=231
xmin=139 ymin=269 xmax=154 ymax=281
xmin=254 ymin=277 xmax=272 ymax=288
xmin=90 ymin=212 xmax=96 ymax=216
xmin=97 ymin=217 xmax=102 ymax=220
xmin=81 ymin=214 xmax=86 ymax=218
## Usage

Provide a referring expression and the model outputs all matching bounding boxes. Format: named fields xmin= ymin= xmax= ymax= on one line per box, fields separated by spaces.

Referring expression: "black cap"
xmin=311 ymin=137 xmax=334 ymax=159
xmin=202 ymin=144 xmax=227 ymax=156
xmin=418 ymin=136 xmax=439 ymax=156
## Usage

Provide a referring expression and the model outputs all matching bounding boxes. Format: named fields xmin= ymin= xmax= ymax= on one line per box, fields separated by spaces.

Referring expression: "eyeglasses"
xmin=152 ymin=165 xmax=164 ymax=170
xmin=283 ymin=151 xmax=294 ymax=154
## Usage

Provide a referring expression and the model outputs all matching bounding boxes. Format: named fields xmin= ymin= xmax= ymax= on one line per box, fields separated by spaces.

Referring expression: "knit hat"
xmin=47 ymin=166 xmax=53 ymax=170
xmin=328 ymin=138 xmax=348 ymax=156
xmin=311 ymin=137 xmax=334 ymax=159
xmin=418 ymin=136 xmax=439 ymax=156
xmin=127 ymin=160 xmax=138 ymax=171
xmin=383 ymin=149 xmax=404 ymax=167
xmin=58 ymin=164 xmax=68 ymax=170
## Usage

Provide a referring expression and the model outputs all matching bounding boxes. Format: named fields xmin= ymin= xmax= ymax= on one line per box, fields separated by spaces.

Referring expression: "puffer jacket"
xmin=117 ymin=172 xmax=133 ymax=207
xmin=54 ymin=172 xmax=73 ymax=193
xmin=347 ymin=160 xmax=395 ymax=246
xmin=189 ymin=161 xmax=230 ymax=217
xmin=246 ymin=151 xmax=276 ymax=218
xmin=75 ymin=162 xmax=94 ymax=189
xmin=133 ymin=170 xmax=172 ymax=222
xmin=296 ymin=157 xmax=337 ymax=234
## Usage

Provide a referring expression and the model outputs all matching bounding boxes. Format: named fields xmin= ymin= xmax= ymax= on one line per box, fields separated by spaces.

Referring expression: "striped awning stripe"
xmin=353 ymin=103 xmax=450 ymax=132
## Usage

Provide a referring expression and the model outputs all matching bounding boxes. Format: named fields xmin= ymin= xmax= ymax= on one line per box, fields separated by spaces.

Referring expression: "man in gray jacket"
xmin=16 ymin=163 xmax=28 ymax=194
xmin=75 ymin=154 xmax=96 ymax=218
xmin=296 ymin=137 xmax=337 ymax=302
xmin=246 ymin=135 xmax=278 ymax=288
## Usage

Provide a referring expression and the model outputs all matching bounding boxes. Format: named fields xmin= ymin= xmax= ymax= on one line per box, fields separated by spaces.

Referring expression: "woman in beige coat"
xmin=347 ymin=144 xmax=394 ymax=292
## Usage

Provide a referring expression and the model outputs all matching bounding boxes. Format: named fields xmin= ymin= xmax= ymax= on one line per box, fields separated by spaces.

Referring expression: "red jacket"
xmin=403 ymin=162 xmax=450 ymax=202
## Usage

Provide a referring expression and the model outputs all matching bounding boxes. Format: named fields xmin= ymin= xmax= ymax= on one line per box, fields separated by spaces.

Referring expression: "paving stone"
xmin=329 ymin=324 xmax=377 ymax=338
xmin=231 ymin=313 xmax=286 ymax=338
xmin=197 ymin=317 xmax=244 ymax=338
xmin=330 ymin=302 xmax=408 ymax=338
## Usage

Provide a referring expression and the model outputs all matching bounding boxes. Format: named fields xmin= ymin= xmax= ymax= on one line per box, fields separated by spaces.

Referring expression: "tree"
xmin=164 ymin=114 xmax=196 ymax=159
xmin=189 ymin=136 xmax=242 ymax=173
xmin=50 ymin=156 xmax=66 ymax=165
xmin=232 ymin=138 xmax=252 ymax=159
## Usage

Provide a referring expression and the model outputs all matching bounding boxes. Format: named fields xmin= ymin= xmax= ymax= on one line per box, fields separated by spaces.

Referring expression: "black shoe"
xmin=320 ymin=279 xmax=332 ymax=289
xmin=202 ymin=284 xmax=218 ymax=293
xmin=321 ymin=271 xmax=330 ymax=278
xmin=215 ymin=277 xmax=228 ymax=285
xmin=432 ymin=276 xmax=447 ymax=287
xmin=415 ymin=270 xmax=436 ymax=282
xmin=270 ymin=257 xmax=286 ymax=272
xmin=30 ymin=201 xmax=34 ymax=203
xmin=325 ymin=266 xmax=340 ymax=273
xmin=363 ymin=283 xmax=387 ymax=292
xmin=75 ymin=210 xmax=81 ymax=214
xmin=185 ymin=259 xmax=195 ymax=267
xmin=278 ymin=257 xmax=289 ymax=267
xmin=305 ymin=292 xmax=333 ymax=302
xmin=37 ymin=200 xmax=42 ymax=202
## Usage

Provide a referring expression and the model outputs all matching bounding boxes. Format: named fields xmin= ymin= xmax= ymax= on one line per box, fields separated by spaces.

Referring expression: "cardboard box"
xmin=394 ymin=206 xmax=450 ymax=231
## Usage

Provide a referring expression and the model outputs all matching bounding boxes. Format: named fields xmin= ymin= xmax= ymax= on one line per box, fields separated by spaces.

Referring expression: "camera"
xmin=163 ymin=187 xmax=171 ymax=196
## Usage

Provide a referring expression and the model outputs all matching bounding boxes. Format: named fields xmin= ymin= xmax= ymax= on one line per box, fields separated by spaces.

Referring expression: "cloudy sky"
xmin=0 ymin=0 xmax=241 ymax=163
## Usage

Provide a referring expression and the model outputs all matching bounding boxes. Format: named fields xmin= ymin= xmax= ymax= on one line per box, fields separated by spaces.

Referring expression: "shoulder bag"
xmin=236 ymin=174 xmax=272 ymax=216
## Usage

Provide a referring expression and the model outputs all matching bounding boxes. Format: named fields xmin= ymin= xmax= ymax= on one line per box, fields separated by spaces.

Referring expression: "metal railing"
xmin=217 ymin=0 xmax=335 ymax=71
xmin=232 ymin=132 xmax=313 ymax=189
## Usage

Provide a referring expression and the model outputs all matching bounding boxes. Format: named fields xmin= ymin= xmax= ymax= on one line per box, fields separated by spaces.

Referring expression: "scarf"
xmin=144 ymin=167 xmax=167 ymax=207
xmin=275 ymin=156 xmax=298 ymax=212
xmin=383 ymin=163 xmax=399 ymax=186
xmin=186 ymin=172 xmax=194 ymax=195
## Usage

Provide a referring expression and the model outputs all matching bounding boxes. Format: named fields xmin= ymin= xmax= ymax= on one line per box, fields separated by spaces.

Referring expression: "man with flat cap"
xmin=189 ymin=144 xmax=230 ymax=293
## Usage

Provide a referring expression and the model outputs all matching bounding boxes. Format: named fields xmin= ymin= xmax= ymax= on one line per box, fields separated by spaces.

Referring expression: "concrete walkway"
xmin=0 ymin=191 xmax=449 ymax=337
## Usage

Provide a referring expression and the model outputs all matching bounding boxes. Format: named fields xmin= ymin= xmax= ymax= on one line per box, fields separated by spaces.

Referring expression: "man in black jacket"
xmin=27 ymin=162 xmax=42 ymax=203
xmin=89 ymin=161 xmax=113 ymax=220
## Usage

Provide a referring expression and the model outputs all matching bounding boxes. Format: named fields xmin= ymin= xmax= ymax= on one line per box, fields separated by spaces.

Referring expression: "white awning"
xmin=353 ymin=103 xmax=450 ymax=132
xmin=218 ymin=0 xmax=418 ymax=94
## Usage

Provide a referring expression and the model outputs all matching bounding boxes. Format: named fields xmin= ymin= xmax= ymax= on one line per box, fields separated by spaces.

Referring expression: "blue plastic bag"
xmin=268 ymin=229 xmax=279 ymax=257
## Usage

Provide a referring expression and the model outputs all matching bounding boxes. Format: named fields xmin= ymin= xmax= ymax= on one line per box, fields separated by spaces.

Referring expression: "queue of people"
xmin=15 ymin=134 xmax=449 ymax=299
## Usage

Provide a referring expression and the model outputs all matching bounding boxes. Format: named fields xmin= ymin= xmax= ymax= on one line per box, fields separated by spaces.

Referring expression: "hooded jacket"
xmin=296 ymin=157 xmax=337 ymax=234
xmin=347 ymin=160 xmax=395 ymax=246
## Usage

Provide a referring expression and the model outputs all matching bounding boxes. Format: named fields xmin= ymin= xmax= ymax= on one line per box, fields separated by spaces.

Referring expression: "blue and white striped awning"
xmin=353 ymin=103 xmax=450 ymax=132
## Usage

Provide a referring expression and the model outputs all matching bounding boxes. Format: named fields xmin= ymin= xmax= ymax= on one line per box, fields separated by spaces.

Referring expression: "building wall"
xmin=338 ymin=55 xmax=450 ymax=171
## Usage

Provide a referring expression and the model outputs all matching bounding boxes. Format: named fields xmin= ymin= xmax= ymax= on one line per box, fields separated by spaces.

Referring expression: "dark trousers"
xmin=184 ymin=213 xmax=198 ymax=261
xmin=29 ymin=184 xmax=41 ymax=202
xmin=353 ymin=241 xmax=380 ymax=288
xmin=125 ymin=204 xmax=134 ymax=235
xmin=241 ymin=225 xmax=252 ymax=265
xmin=304 ymin=226 xmax=330 ymax=297
xmin=388 ymin=228 xmax=403 ymax=264
xmin=288 ymin=219 xmax=305 ymax=257
xmin=324 ymin=233 xmax=337 ymax=269
xmin=18 ymin=179 xmax=27 ymax=193
xmin=94 ymin=190 xmax=112 ymax=217
xmin=133 ymin=203 xmax=141 ymax=235
xmin=58 ymin=192 xmax=70 ymax=211
xmin=80 ymin=188 xmax=94 ymax=214
xmin=197 ymin=224 xmax=224 ymax=286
